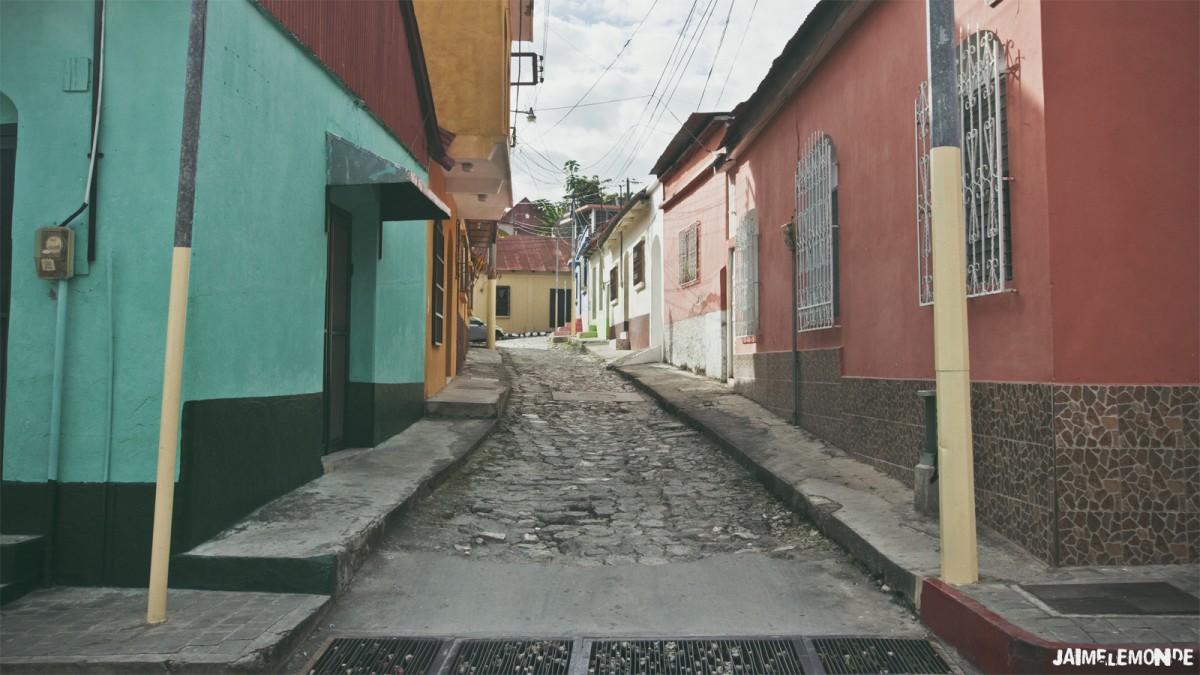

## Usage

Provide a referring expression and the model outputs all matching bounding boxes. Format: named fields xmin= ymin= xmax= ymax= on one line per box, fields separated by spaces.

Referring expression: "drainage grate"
xmin=1021 ymin=581 xmax=1200 ymax=615
xmin=308 ymin=637 xmax=444 ymax=675
xmin=588 ymin=639 xmax=805 ymax=674
xmin=447 ymin=639 xmax=573 ymax=675
xmin=811 ymin=638 xmax=949 ymax=675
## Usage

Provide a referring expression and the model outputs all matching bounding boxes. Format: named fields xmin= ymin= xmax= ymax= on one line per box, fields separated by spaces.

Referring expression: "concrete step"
xmin=170 ymin=418 xmax=497 ymax=597
xmin=0 ymin=534 xmax=44 ymax=606
xmin=425 ymin=376 xmax=509 ymax=418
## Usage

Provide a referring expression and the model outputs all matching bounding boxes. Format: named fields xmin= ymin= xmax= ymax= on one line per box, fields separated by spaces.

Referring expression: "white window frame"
xmin=796 ymin=133 xmax=837 ymax=332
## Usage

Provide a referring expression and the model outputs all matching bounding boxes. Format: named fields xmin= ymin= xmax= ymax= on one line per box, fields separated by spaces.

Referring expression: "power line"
xmin=715 ymin=0 xmax=761 ymax=108
xmin=544 ymin=0 xmax=662 ymax=133
xmin=697 ymin=0 xmax=736 ymax=110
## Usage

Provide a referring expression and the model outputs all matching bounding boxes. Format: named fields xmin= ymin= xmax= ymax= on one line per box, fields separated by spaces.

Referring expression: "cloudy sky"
xmin=509 ymin=0 xmax=818 ymax=204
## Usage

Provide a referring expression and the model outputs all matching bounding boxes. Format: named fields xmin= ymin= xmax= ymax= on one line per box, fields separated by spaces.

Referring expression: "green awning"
xmin=326 ymin=133 xmax=450 ymax=221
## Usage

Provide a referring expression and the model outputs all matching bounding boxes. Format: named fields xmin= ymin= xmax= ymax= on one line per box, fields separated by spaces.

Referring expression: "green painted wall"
xmin=1 ymin=0 xmax=188 ymax=484
xmin=2 ymin=0 xmax=431 ymax=485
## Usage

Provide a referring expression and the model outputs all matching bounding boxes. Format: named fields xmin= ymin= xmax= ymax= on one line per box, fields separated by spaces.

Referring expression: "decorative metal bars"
xmin=734 ymin=210 xmax=760 ymax=337
xmin=796 ymin=133 xmax=837 ymax=331
xmin=678 ymin=222 xmax=700 ymax=285
xmin=915 ymin=81 xmax=935 ymax=305
xmin=916 ymin=29 xmax=1008 ymax=306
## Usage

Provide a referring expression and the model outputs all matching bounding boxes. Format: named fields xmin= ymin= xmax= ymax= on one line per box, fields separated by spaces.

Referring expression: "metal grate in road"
xmin=447 ymin=639 xmax=573 ymax=675
xmin=308 ymin=637 xmax=444 ymax=674
xmin=811 ymin=638 xmax=949 ymax=674
xmin=588 ymin=639 xmax=805 ymax=674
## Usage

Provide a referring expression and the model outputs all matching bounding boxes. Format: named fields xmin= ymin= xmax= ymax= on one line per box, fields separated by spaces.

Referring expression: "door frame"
xmin=324 ymin=204 xmax=353 ymax=454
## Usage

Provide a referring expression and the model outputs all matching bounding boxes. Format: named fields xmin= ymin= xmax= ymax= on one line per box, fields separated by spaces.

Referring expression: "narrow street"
xmin=287 ymin=339 xmax=932 ymax=667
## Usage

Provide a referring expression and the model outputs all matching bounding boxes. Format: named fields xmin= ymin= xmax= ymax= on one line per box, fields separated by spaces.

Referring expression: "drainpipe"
xmin=42 ymin=279 xmax=69 ymax=583
xmin=486 ymin=243 xmax=497 ymax=349
xmin=44 ymin=0 xmax=108 ymax=584
xmin=147 ymin=0 xmax=208 ymax=624
xmin=926 ymin=0 xmax=978 ymax=585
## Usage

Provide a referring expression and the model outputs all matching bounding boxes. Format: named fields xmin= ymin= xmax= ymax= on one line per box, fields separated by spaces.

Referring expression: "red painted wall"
xmin=260 ymin=0 xmax=431 ymax=166
xmin=733 ymin=0 xmax=1057 ymax=382
xmin=1041 ymin=0 xmax=1200 ymax=384
xmin=663 ymin=124 xmax=730 ymax=322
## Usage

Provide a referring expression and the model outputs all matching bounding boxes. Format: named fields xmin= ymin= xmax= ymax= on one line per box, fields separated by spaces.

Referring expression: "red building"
xmin=666 ymin=0 xmax=1198 ymax=566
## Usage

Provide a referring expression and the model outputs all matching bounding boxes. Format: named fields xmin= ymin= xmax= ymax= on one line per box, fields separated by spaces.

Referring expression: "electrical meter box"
xmin=36 ymin=227 xmax=74 ymax=280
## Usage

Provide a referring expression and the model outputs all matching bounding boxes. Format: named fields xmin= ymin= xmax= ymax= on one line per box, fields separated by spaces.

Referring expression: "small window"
xmin=632 ymin=240 xmax=645 ymax=287
xmin=609 ymin=266 xmax=619 ymax=301
xmin=431 ymin=221 xmax=445 ymax=346
xmin=496 ymin=285 xmax=511 ymax=316
xmin=678 ymin=222 xmax=700 ymax=285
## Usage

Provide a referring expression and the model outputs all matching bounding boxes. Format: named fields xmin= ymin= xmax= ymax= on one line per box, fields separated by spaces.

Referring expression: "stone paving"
xmin=0 ymin=586 xmax=327 ymax=672
xmin=384 ymin=337 xmax=836 ymax=567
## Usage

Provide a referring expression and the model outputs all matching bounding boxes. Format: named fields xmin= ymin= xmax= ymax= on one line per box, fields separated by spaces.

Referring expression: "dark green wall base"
xmin=0 ymin=481 xmax=158 ymax=587
xmin=177 ymin=393 xmax=324 ymax=551
xmin=345 ymin=381 xmax=423 ymax=447
xmin=0 ymin=392 xmax=325 ymax=587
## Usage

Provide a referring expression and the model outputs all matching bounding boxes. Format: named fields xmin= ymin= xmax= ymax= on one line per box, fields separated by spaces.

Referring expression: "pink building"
xmin=660 ymin=0 xmax=1198 ymax=566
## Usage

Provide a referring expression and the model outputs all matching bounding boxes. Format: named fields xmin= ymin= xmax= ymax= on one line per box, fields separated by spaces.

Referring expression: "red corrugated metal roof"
xmin=258 ymin=0 xmax=441 ymax=167
xmin=493 ymin=234 xmax=573 ymax=272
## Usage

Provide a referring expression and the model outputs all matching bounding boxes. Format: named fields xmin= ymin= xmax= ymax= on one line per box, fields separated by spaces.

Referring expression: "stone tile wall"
xmin=733 ymin=349 xmax=1200 ymax=566
xmin=1054 ymin=385 xmax=1199 ymax=566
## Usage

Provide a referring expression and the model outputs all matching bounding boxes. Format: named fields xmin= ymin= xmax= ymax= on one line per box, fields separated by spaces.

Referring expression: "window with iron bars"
xmin=632 ymin=240 xmax=645 ymax=287
xmin=431 ymin=221 xmax=445 ymax=346
xmin=915 ymin=29 xmax=1011 ymax=306
xmin=796 ymin=133 xmax=839 ymax=332
xmin=734 ymin=210 xmax=760 ymax=338
xmin=678 ymin=222 xmax=700 ymax=285
xmin=609 ymin=265 xmax=619 ymax=301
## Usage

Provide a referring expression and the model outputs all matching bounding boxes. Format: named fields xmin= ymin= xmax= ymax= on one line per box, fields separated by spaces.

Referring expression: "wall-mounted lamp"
xmin=511 ymin=108 xmax=536 ymax=123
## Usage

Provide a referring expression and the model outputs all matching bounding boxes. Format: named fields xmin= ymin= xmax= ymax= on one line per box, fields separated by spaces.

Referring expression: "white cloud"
xmin=510 ymin=0 xmax=818 ymax=203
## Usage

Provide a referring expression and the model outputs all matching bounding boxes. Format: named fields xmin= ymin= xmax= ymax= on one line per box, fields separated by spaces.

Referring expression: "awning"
xmin=326 ymin=133 xmax=451 ymax=221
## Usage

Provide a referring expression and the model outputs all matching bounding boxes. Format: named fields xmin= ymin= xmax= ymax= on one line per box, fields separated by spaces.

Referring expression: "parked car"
xmin=468 ymin=316 xmax=504 ymax=342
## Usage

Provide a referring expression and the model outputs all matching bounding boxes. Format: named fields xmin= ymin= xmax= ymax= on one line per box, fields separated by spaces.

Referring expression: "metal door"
xmin=324 ymin=206 xmax=352 ymax=453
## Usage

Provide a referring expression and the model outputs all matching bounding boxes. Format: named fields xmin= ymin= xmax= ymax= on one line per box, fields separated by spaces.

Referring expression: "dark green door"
xmin=324 ymin=206 xmax=352 ymax=453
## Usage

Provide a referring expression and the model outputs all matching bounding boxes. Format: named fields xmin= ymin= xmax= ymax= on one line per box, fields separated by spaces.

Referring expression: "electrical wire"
xmin=697 ymin=0 xmax=737 ymax=111
xmin=543 ymin=0 xmax=662 ymax=133
xmin=715 ymin=0 xmax=760 ymax=108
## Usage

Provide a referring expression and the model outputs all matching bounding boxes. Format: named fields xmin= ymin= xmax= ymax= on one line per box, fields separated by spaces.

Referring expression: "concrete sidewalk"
xmin=0 ymin=348 xmax=510 ymax=674
xmin=581 ymin=343 xmax=1199 ymax=673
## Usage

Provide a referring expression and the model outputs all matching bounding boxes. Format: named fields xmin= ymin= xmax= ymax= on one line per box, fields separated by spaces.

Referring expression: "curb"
xmin=610 ymin=364 xmax=922 ymax=607
xmin=922 ymin=578 xmax=1199 ymax=674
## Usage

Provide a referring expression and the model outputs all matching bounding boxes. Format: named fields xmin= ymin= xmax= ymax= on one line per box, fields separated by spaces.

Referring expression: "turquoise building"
xmin=0 ymin=0 xmax=449 ymax=588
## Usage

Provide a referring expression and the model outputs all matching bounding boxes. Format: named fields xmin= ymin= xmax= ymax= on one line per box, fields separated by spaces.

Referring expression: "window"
xmin=796 ymin=133 xmax=838 ymax=331
xmin=496 ymin=285 xmax=511 ymax=316
xmin=734 ymin=210 xmax=760 ymax=337
xmin=915 ymin=30 xmax=1010 ymax=305
xmin=431 ymin=221 xmax=445 ymax=346
xmin=678 ymin=222 xmax=700 ymax=285
xmin=632 ymin=240 xmax=645 ymax=287
xmin=609 ymin=266 xmax=619 ymax=301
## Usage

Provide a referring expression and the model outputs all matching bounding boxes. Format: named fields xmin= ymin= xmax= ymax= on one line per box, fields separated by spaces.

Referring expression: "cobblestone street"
xmin=385 ymin=338 xmax=835 ymax=566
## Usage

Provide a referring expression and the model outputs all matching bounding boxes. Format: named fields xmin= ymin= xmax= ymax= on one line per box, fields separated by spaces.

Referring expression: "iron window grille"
xmin=734 ymin=210 xmax=760 ymax=338
xmin=796 ymin=132 xmax=838 ymax=331
xmin=678 ymin=222 xmax=700 ymax=285
xmin=431 ymin=221 xmax=445 ymax=346
xmin=497 ymin=285 xmax=511 ymax=317
xmin=609 ymin=266 xmax=619 ymax=301
xmin=916 ymin=29 xmax=1011 ymax=306
xmin=632 ymin=240 xmax=645 ymax=287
